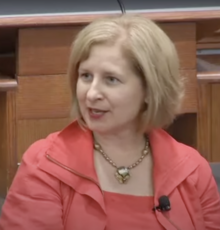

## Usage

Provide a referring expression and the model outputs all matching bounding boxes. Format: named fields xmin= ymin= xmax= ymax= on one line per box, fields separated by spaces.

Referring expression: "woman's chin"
xmin=88 ymin=126 xmax=109 ymax=134
xmin=86 ymin=122 xmax=112 ymax=134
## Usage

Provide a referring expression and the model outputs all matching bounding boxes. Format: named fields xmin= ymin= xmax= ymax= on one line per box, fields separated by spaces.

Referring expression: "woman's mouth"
xmin=88 ymin=108 xmax=107 ymax=119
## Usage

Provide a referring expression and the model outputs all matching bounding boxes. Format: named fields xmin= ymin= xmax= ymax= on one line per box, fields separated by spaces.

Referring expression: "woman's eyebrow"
xmin=78 ymin=68 xmax=90 ymax=73
xmin=103 ymin=70 xmax=123 ymax=77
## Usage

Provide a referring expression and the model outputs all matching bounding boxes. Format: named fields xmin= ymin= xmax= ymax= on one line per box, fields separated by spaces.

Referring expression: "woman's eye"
xmin=107 ymin=76 xmax=119 ymax=84
xmin=80 ymin=73 xmax=92 ymax=81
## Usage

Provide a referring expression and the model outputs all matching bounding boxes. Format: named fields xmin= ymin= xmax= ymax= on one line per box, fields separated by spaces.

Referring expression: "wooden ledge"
xmin=0 ymin=75 xmax=17 ymax=91
xmin=1 ymin=9 xmax=220 ymax=27
xmin=197 ymin=72 xmax=220 ymax=83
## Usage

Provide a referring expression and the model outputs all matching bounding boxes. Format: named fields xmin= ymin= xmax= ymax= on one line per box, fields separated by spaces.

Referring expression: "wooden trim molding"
xmin=0 ymin=75 xmax=17 ymax=91
xmin=1 ymin=9 xmax=220 ymax=27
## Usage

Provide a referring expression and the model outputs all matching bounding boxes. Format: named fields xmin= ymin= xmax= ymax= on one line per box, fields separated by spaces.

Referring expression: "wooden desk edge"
xmin=1 ymin=9 xmax=220 ymax=27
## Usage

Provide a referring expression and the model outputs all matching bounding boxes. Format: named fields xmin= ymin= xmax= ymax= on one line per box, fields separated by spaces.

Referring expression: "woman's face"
xmin=76 ymin=43 xmax=145 ymax=134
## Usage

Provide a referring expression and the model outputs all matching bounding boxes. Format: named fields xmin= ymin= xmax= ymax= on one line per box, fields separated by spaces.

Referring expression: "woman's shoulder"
xmin=162 ymin=129 xmax=214 ymax=185
xmin=154 ymin=128 xmax=213 ymax=180
xmin=21 ymin=131 xmax=60 ymax=166
xmin=152 ymin=128 xmax=207 ymax=163
xmin=157 ymin=129 xmax=218 ymax=198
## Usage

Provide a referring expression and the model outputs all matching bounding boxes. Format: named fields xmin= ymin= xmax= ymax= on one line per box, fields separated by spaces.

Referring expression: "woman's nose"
xmin=86 ymin=81 xmax=103 ymax=101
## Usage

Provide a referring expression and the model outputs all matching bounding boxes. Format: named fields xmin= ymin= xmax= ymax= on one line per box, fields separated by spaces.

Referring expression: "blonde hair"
xmin=67 ymin=14 xmax=184 ymax=131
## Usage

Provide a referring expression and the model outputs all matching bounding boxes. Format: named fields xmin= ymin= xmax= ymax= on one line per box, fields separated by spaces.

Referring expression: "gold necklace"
xmin=94 ymin=138 xmax=150 ymax=184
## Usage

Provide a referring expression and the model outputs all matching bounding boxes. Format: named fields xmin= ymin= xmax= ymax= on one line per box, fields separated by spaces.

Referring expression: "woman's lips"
xmin=88 ymin=108 xmax=107 ymax=119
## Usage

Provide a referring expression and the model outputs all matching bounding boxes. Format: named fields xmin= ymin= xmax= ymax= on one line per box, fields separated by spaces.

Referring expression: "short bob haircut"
xmin=67 ymin=14 xmax=184 ymax=131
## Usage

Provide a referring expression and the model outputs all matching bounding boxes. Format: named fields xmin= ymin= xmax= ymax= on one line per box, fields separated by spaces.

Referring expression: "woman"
xmin=0 ymin=15 xmax=220 ymax=230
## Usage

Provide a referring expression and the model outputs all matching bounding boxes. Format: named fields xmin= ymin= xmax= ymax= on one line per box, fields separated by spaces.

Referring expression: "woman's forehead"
xmin=79 ymin=44 xmax=128 ymax=69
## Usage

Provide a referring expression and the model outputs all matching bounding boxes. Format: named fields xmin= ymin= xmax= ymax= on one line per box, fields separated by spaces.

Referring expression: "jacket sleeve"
xmin=196 ymin=157 xmax=220 ymax=230
xmin=0 ymin=140 xmax=64 ymax=230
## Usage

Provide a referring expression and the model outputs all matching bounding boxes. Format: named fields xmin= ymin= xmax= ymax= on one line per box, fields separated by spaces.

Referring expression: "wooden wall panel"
xmin=0 ymin=91 xmax=17 ymax=197
xmin=18 ymin=26 xmax=83 ymax=76
xmin=18 ymin=23 xmax=196 ymax=76
xmin=17 ymin=75 xmax=72 ymax=119
xmin=211 ymin=84 xmax=220 ymax=162
xmin=197 ymin=81 xmax=220 ymax=162
xmin=197 ymin=83 xmax=211 ymax=160
xmin=197 ymin=52 xmax=220 ymax=162
xmin=160 ymin=23 xmax=196 ymax=69
xmin=5 ymin=92 xmax=17 ymax=192
xmin=17 ymin=118 xmax=71 ymax=162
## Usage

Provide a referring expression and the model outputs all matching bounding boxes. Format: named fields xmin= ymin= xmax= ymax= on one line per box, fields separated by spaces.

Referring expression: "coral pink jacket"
xmin=0 ymin=121 xmax=220 ymax=230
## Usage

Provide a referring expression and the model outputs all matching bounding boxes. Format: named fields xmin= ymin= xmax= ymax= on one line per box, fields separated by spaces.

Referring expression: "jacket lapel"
xmin=150 ymin=128 xmax=199 ymax=197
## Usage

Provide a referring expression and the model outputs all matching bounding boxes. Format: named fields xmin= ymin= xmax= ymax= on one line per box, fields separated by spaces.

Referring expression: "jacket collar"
xmin=150 ymin=129 xmax=199 ymax=196
xmin=46 ymin=121 xmax=99 ymax=183
xmin=39 ymin=120 xmax=199 ymax=200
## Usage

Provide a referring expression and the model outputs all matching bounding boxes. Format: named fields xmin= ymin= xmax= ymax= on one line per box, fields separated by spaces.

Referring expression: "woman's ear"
xmin=141 ymin=98 xmax=148 ymax=112
xmin=144 ymin=98 xmax=148 ymax=104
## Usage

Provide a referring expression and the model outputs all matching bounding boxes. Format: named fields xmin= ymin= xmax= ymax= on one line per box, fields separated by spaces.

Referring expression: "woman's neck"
xmin=93 ymin=129 xmax=147 ymax=159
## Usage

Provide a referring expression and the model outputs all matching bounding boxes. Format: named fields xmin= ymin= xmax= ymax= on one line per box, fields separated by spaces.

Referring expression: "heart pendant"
xmin=115 ymin=167 xmax=130 ymax=184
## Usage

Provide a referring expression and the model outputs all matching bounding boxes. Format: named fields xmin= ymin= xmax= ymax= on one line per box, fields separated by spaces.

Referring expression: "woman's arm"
xmin=0 ymin=140 xmax=64 ymax=230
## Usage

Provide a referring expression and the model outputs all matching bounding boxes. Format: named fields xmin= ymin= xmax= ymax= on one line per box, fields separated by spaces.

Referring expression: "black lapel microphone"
xmin=153 ymin=196 xmax=182 ymax=230
xmin=153 ymin=195 xmax=171 ymax=212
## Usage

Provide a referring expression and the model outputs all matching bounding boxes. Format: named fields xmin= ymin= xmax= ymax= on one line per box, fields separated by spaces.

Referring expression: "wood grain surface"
xmin=16 ymin=75 xmax=72 ymax=119
xmin=17 ymin=118 xmax=71 ymax=162
xmin=0 ymin=91 xmax=17 ymax=197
